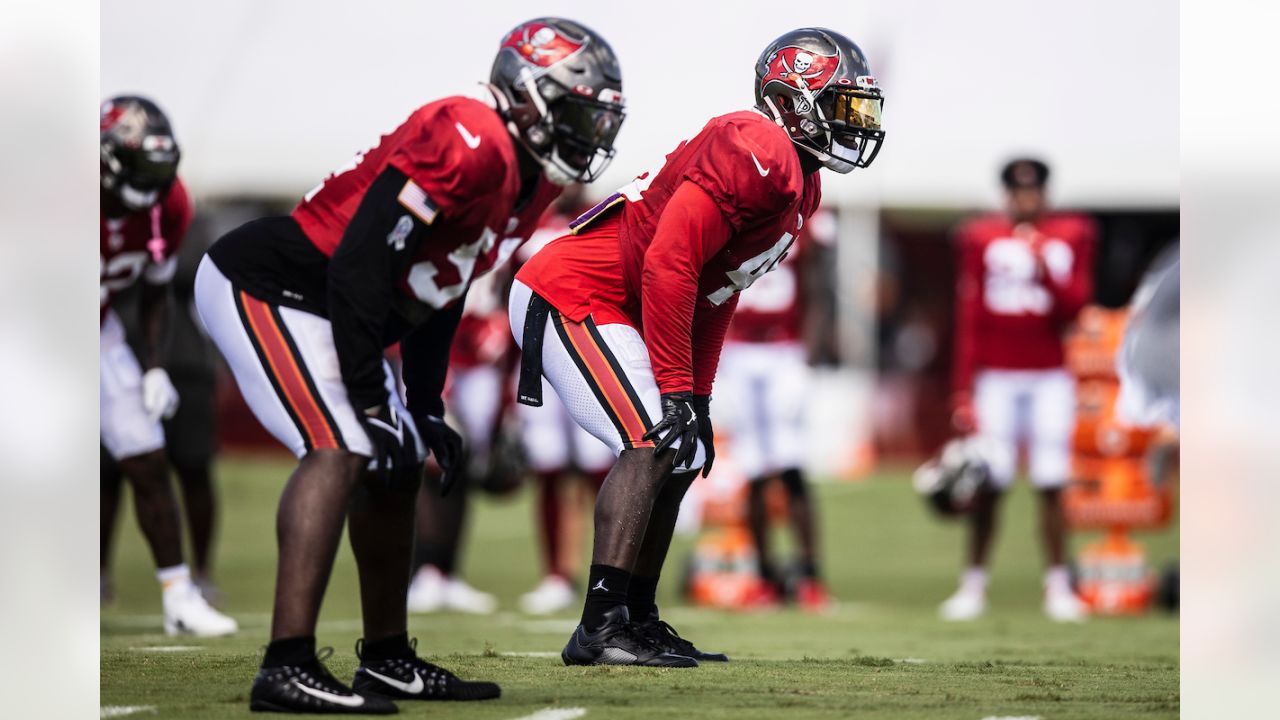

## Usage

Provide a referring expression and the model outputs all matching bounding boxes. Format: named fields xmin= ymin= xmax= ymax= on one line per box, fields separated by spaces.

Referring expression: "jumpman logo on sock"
xmin=591 ymin=579 xmax=609 ymax=592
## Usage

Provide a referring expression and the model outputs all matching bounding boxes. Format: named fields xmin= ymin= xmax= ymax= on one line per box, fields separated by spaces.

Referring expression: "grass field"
xmin=101 ymin=456 xmax=1178 ymax=719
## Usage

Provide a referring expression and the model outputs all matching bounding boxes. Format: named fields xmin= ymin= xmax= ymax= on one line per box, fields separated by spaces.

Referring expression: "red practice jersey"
xmin=518 ymin=109 xmax=822 ymax=394
xmin=100 ymin=178 xmax=193 ymax=323
xmin=951 ymin=212 xmax=1097 ymax=395
xmin=726 ymin=206 xmax=835 ymax=344
xmin=293 ymin=96 xmax=544 ymax=312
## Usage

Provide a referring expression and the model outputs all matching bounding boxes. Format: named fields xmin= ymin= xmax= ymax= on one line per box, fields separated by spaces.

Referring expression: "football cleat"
xmin=443 ymin=576 xmax=498 ymax=615
xmin=1044 ymin=589 xmax=1089 ymax=623
xmin=562 ymin=606 xmax=697 ymax=667
xmin=352 ymin=639 xmax=500 ymax=701
xmin=795 ymin=578 xmax=834 ymax=614
xmin=520 ymin=575 xmax=576 ymax=615
xmin=744 ymin=581 xmax=783 ymax=610
xmin=250 ymin=648 xmax=397 ymax=714
xmin=163 ymin=583 xmax=238 ymax=637
xmin=406 ymin=566 xmax=446 ymax=613
xmin=634 ymin=610 xmax=729 ymax=663
xmin=939 ymin=587 xmax=986 ymax=622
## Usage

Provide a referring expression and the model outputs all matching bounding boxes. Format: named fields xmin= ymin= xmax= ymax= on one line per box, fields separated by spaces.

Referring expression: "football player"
xmin=720 ymin=207 xmax=836 ymax=611
xmin=944 ymin=158 xmax=1096 ymax=622
xmin=99 ymin=95 xmax=238 ymax=637
xmin=511 ymin=28 xmax=883 ymax=666
xmin=194 ymin=19 xmax=624 ymax=713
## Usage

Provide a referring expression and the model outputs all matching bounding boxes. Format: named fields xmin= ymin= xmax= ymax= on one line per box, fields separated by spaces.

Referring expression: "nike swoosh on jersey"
xmin=362 ymin=668 xmax=425 ymax=694
xmin=749 ymin=151 xmax=770 ymax=177
xmin=291 ymin=681 xmax=366 ymax=707
xmin=455 ymin=122 xmax=482 ymax=149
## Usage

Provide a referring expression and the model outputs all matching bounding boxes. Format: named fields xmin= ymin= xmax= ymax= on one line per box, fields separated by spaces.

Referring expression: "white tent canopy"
xmin=103 ymin=0 xmax=1177 ymax=209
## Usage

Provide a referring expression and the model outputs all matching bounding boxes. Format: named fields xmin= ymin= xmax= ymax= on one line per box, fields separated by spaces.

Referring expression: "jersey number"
xmin=100 ymin=251 xmax=148 ymax=306
xmin=406 ymin=227 xmax=498 ymax=309
xmin=707 ymin=232 xmax=794 ymax=306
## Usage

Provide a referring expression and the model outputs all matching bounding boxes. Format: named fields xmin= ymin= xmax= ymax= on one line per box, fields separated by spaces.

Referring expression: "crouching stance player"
xmin=512 ymin=27 xmax=884 ymax=667
xmin=195 ymin=18 xmax=624 ymax=713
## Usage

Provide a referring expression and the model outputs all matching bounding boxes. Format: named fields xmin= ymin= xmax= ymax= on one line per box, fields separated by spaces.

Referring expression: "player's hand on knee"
xmin=692 ymin=394 xmax=715 ymax=477
xmin=359 ymin=403 xmax=421 ymax=489
xmin=419 ymin=414 xmax=464 ymax=496
xmin=142 ymin=367 xmax=180 ymax=421
xmin=643 ymin=392 xmax=699 ymax=470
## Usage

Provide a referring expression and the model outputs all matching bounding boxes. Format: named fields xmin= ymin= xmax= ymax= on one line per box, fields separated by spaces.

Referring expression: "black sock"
xmin=627 ymin=574 xmax=660 ymax=621
xmin=800 ymin=559 xmax=819 ymax=579
xmin=360 ymin=632 xmax=413 ymax=662
xmin=581 ymin=564 xmax=631 ymax=631
xmin=262 ymin=635 xmax=317 ymax=668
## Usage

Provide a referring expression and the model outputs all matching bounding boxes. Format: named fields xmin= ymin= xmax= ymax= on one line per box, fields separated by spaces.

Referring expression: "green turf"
xmin=102 ymin=456 xmax=1178 ymax=719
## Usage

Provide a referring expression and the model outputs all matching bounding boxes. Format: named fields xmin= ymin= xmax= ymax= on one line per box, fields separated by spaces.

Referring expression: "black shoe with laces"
xmin=562 ymin=606 xmax=697 ymax=667
xmin=250 ymin=647 xmax=398 ymax=714
xmin=635 ymin=609 xmax=729 ymax=662
xmin=352 ymin=638 xmax=500 ymax=701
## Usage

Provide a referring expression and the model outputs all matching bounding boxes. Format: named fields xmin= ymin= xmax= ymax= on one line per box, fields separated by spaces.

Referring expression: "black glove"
xmin=691 ymin=394 xmax=714 ymax=477
xmin=358 ymin=403 xmax=422 ymax=489
xmin=642 ymin=391 xmax=699 ymax=470
xmin=418 ymin=413 xmax=465 ymax=496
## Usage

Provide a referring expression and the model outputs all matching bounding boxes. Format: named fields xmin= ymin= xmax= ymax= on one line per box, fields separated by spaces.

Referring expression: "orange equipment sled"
xmin=1063 ymin=306 xmax=1176 ymax=615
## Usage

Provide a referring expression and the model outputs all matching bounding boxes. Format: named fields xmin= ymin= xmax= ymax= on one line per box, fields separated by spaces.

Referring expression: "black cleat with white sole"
xmin=635 ymin=609 xmax=729 ymax=663
xmin=352 ymin=638 xmax=500 ymax=701
xmin=562 ymin=606 xmax=697 ymax=667
xmin=250 ymin=648 xmax=397 ymax=714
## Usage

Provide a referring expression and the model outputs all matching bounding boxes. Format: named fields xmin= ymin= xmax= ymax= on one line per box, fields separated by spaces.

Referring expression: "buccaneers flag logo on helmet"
xmin=762 ymin=47 xmax=841 ymax=94
xmin=500 ymin=22 xmax=584 ymax=69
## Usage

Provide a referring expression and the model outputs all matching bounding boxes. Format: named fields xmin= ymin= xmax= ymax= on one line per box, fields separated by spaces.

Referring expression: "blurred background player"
xmin=406 ymin=271 xmax=508 ymax=615
xmin=721 ymin=207 xmax=837 ymax=611
xmin=99 ymin=95 xmax=238 ymax=636
xmin=943 ymin=157 xmax=1096 ymax=622
xmin=513 ymin=188 xmax=617 ymax=615
xmin=101 ymin=227 xmax=225 ymax=605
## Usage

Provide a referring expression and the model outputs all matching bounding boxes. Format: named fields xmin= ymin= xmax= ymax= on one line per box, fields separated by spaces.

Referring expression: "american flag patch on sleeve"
xmin=397 ymin=179 xmax=439 ymax=225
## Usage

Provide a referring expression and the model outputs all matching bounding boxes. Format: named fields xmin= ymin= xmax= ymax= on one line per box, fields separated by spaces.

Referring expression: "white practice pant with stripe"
xmin=194 ymin=256 xmax=420 ymax=460
xmin=508 ymin=279 xmax=705 ymax=471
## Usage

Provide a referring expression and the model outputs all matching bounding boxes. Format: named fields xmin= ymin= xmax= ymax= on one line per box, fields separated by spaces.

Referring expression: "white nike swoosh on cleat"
xmin=362 ymin=668 xmax=424 ymax=694
xmin=291 ymin=680 xmax=366 ymax=707
xmin=749 ymin=151 xmax=770 ymax=177
xmin=456 ymin=122 xmax=481 ymax=149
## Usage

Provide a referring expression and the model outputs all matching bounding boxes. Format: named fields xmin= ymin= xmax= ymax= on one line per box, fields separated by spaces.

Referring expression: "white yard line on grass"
xmin=980 ymin=716 xmax=1042 ymax=720
xmin=509 ymin=708 xmax=587 ymax=720
xmin=129 ymin=646 xmax=201 ymax=652
xmin=101 ymin=706 xmax=157 ymax=718
xmin=500 ymin=651 xmax=560 ymax=658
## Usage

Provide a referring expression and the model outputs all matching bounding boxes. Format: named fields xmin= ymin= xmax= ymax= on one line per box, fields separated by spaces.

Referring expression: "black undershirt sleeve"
xmin=328 ymin=165 xmax=429 ymax=412
xmin=400 ymin=293 xmax=466 ymax=420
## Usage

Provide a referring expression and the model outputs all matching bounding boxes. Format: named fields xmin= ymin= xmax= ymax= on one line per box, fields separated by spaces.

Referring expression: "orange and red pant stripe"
xmin=234 ymin=290 xmax=344 ymax=452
